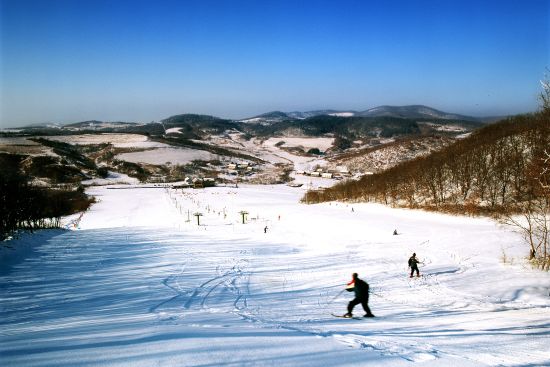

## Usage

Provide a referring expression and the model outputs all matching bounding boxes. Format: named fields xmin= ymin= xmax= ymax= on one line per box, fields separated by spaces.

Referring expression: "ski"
xmin=331 ymin=313 xmax=365 ymax=320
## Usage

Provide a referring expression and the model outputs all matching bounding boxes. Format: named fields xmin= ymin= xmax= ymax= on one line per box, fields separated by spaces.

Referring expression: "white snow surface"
xmin=165 ymin=127 xmax=183 ymax=134
xmin=328 ymin=112 xmax=355 ymax=117
xmin=81 ymin=171 xmax=140 ymax=186
xmin=115 ymin=147 xmax=220 ymax=165
xmin=1 ymin=185 xmax=549 ymax=367
xmin=45 ymin=134 xmax=170 ymax=148
xmin=263 ymin=137 xmax=335 ymax=152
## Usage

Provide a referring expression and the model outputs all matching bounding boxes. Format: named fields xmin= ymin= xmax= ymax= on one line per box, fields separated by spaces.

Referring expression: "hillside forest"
xmin=304 ymin=105 xmax=550 ymax=269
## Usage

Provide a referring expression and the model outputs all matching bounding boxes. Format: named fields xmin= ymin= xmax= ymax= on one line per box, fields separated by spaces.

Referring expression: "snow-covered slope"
xmin=1 ymin=185 xmax=549 ymax=366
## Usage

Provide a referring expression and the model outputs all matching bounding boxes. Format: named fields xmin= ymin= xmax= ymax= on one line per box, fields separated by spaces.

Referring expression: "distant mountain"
xmin=160 ymin=114 xmax=239 ymax=138
xmin=239 ymin=105 xmax=487 ymax=125
xmin=161 ymin=113 xmax=230 ymax=126
xmin=357 ymin=105 xmax=478 ymax=121
xmin=9 ymin=106 xmax=506 ymax=136
xmin=239 ymin=114 xmax=425 ymax=140
xmin=239 ymin=111 xmax=290 ymax=124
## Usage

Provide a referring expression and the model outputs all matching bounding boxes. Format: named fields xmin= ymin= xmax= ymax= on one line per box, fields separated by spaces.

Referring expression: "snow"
xmin=165 ymin=127 xmax=183 ymax=134
xmin=328 ymin=112 xmax=355 ymax=117
xmin=115 ymin=147 xmax=220 ymax=165
xmin=45 ymin=134 xmax=170 ymax=148
xmin=81 ymin=171 xmax=140 ymax=186
xmin=230 ymin=136 xmax=331 ymax=167
xmin=421 ymin=122 xmax=466 ymax=133
xmin=191 ymin=133 xmax=334 ymax=177
xmin=1 ymin=184 xmax=549 ymax=366
xmin=238 ymin=117 xmax=282 ymax=126
xmin=263 ymin=137 xmax=334 ymax=152
xmin=239 ymin=117 xmax=263 ymax=123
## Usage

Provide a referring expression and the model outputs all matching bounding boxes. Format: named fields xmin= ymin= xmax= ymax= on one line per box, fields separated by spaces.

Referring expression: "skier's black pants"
xmin=410 ymin=266 xmax=419 ymax=277
xmin=347 ymin=295 xmax=373 ymax=316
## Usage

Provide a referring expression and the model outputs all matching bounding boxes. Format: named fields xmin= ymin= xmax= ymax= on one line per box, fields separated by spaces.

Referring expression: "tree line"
xmin=305 ymin=110 xmax=549 ymax=212
xmin=0 ymin=154 xmax=95 ymax=240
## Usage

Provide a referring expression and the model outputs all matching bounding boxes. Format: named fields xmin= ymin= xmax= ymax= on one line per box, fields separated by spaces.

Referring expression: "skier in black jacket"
xmin=408 ymin=253 xmax=420 ymax=278
xmin=344 ymin=273 xmax=375 ymax=318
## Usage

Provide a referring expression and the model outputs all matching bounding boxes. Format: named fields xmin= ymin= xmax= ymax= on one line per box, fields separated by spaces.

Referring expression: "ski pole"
xmin=328 ymin=288 xmax=346 ymax=304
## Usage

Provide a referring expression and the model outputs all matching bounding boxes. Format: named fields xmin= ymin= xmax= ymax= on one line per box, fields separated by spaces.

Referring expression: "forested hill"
xmin=303 ymin=110 xmax=550 ymax=215
xmin=242 ymin=115 xmax=421 ymax=138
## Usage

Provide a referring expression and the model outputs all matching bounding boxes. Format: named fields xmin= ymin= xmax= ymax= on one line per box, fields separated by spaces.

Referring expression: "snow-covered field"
xmin=1 ymin=185 xmax=549 ymax=366
xmin=115 ymin=147 xmax=221 ymax=165
xmin=263 ymin=137 xmax=335 ymax=152
xmin=46 ymin=134 xmax=170 ymax=148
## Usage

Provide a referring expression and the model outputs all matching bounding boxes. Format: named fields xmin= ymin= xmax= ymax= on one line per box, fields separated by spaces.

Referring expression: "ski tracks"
xmin=151 ymin=253 xmax=252 ymax=324
xmin=149 ymin=262 xmax=190 ymax=315
xmin=190 ymin=259 xmax=251 ymax=312
xmin=148 ymin=248 xmax=464 ymax=364
xmin=332 ymin=333 xmax=439 ymax=362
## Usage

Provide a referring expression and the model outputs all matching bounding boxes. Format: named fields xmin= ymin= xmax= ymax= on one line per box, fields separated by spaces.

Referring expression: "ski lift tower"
xmin=186 ymin=209 xmax=191 ymax=222
xmin=239 ymin=210 xmax=248 ymax=224
xmin=193 ymin=212 xmax=203 ymax=226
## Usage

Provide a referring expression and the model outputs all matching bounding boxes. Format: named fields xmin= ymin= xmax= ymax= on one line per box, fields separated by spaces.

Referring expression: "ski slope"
xmin=1 ymin=185 xmax=549 ymax=366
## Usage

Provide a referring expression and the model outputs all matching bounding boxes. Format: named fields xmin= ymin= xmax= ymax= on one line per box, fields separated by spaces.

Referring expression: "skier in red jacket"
xmin=344 ymin=273 xmax=375 ymax=318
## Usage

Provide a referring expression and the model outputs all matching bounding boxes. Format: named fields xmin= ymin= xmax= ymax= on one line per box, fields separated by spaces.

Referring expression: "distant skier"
xmin=343 ymin=273 xmax=374 ymax=318
xmin=264 ymin=226 xmax=268 ymax=233
xmin=408 ymin=253 xmax=421 ymax=278
xmin=393 ymin=229 xmax=398 ymax=235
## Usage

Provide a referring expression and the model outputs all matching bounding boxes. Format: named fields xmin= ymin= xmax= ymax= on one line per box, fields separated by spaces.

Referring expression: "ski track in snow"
xmin=1 ymin=185 xmax=550 ymax=366
xmin=332 ymin=333 xmax=439 ymax=362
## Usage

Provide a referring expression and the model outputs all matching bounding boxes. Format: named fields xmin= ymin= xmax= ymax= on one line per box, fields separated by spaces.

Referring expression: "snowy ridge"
xmin=236 ymin=105 xmax=482 ymax=126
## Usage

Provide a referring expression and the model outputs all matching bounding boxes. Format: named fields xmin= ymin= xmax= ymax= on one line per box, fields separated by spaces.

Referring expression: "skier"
xmin=393 ymin=229 xmax=398 ymax=235
xmin=264 ymin=226 xmax=268 ymax=233
xmin=343 ymin=273 xmax=375 ymax=318
xmin=408 ymin=252 xmax=421 ymax=278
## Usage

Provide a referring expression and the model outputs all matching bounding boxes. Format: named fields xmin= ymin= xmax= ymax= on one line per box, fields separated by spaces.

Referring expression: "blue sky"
xmin=1 ymin=0 xmax=548 ymax=126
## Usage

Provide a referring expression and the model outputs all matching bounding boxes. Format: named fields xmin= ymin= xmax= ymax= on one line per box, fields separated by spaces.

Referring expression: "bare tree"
xmin=539 ymin=69 xmax=550 ymax=111
xmin=501 ymin=199 xmax=547 ymax=262
xmin=500 ymin=78 xmax=550 ymax=270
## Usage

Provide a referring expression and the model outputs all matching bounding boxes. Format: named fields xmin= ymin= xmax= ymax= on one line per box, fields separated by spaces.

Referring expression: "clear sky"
xmin=1 ymin=0 xmax=548 ymax=127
